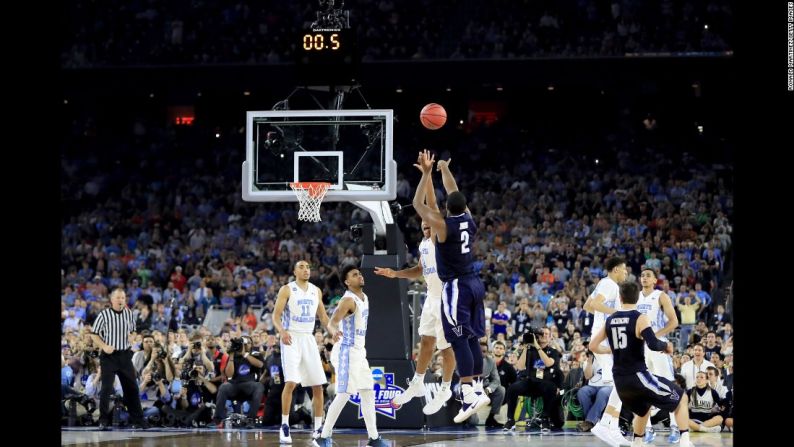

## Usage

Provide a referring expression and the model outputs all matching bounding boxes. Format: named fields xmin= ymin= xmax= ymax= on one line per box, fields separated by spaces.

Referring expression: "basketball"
xmin=420 ymin=103 xmax=447 ymax=130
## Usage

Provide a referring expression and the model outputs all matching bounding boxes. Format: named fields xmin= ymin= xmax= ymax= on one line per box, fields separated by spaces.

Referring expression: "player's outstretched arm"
xmin=436 ymin=158 xmax=459 ymax=194
xmin=425 ymin=156 xmax=440 ymax=213
xmin=413 ymin=150 xmax=447 ymax=241
xmin=374 ymin=262 xmax=423 ymax=280
xmin=436 ymin=158 xmax=471 ymax=215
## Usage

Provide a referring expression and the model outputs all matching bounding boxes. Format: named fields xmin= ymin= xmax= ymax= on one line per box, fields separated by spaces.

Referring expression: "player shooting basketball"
xmin=374 ymin=150 xmax=456 ymax=415
xmin=411 ymin=150 xmax=490 ymax=423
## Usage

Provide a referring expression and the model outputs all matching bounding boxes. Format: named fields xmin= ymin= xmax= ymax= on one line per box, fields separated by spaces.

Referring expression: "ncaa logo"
xmin=348 ymin=367 xmax=406 ymax=419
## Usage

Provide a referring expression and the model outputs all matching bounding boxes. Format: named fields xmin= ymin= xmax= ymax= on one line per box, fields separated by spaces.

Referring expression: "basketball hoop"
xmin=289 ymin=182 xmax=331 ymax=222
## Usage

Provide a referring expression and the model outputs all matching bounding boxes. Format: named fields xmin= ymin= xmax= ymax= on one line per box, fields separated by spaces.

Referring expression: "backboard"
xmin=242 ymin=109 xmax=396 ymax=202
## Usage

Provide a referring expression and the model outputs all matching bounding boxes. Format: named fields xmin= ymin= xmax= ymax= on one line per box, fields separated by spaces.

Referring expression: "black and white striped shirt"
xmin=93 ymin=308 xmax=135 ymax=350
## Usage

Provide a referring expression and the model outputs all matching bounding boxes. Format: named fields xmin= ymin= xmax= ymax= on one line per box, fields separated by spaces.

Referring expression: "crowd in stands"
xmin=60 ymin=0 xmax=733 ymax=67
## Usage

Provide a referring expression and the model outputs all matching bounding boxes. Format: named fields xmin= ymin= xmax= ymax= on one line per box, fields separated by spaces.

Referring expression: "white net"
xmin=289 ymin=182 xmax=331 ymax=222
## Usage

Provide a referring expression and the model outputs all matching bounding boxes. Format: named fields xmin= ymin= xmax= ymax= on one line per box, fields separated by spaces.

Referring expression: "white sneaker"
xmin=279 ymin=424 xmax=292 ymax=444
xmin=592 ymin=423 xmax=630 ymax=447
xmin=422 ymin=387 xmax=452 ymax=415
xmin=453 ymin=392 xmax=490 ymax=423
xmin=391 ymin=378 xmax=426 ymax=407
xmin=610 ymin=426 xmax=630 ymax=447
xmin=312 ymin=427 xmax=323 ymax=440
xmin=700 ymin=424 xmax=722 ymax=433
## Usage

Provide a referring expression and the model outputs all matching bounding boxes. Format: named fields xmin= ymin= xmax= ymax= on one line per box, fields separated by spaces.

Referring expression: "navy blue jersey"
xmin=606 ymin=310 xmax=647 ymax=376
xmin=435 ymin=212 xmax=477 ymax=281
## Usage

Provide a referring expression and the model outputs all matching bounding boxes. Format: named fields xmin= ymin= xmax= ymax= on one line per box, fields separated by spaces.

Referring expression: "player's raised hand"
xmin=374 ymin=267 xmax=396 ymax=278
xmin=413 ymin=149 xmax=435 ymax=174
xmin=436 ymin=158 xmax=451 ymax=171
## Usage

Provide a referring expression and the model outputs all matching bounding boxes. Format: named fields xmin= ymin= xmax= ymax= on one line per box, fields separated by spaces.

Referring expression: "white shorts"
xmin=644 ymin=346 xmax=675 ymax=380
xmin=418 ymin=295 xmax=451 ymax=350
xmin=593 ymin=352 xmax=614 ymax=385
xmin=331 ymin=343 xmax=373 ymax=394
xmin=280 ymin=331 xmax=328 ymax=387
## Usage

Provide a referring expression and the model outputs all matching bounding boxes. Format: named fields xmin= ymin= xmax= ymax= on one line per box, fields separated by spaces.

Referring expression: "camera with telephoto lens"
xmin=152 ymin=371 xmax=163 ymax=382
xmin=522 ymin=328 xmax=544 ymax=346
xmin=192 ymin=341 xmax=202 ymax=350
xmin=229 ymin=337 xmax=244 ymax=353
xmin=181 ymin=366 xmax=201 ymax=381
xmin=86 ymin=350 xmax=100 ymax=359
xmin=157 ymin=348 xmax=167 ymax=359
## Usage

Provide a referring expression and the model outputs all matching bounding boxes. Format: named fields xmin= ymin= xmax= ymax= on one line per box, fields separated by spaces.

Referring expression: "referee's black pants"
xmin=99 ymin=349 xmax=145 ymax=425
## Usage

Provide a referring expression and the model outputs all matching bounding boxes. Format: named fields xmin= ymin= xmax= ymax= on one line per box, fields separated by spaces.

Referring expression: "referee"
xmin=88 ymin=288 xmax=148 ymax=430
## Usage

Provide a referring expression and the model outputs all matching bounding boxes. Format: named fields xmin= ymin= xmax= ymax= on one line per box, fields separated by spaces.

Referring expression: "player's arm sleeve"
xmin=640 ymin=327 xmax=668 ymax=352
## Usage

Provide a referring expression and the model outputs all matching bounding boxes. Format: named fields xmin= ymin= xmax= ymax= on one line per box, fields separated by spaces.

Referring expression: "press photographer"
xmin=503 ymin=327 xmax=564 ymax=431
xmin=178 ymin=337 xmax=215 ymax=373
xmin=212 ymin=337 xmax=265 ymax=427
xmin=138 ymin=342 xmax=175 ymax=423
xmin=161 ymin=363 xmax=218 ymax=427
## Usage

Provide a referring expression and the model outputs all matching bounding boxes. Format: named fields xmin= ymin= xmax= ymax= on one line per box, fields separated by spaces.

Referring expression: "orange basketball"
xmin=420 ymin=103 xmax=447 ymax=130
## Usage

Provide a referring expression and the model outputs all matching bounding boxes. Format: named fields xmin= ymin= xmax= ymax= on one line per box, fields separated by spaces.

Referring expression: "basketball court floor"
xmin=62 ymin=426 xmax=734 ymax=446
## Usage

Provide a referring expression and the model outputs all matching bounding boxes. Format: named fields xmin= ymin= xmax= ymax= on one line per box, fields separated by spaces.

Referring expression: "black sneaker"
xmin=130 ymin=420 xmax=149 ymax=430
xmin=97 ymin=421 xmax=110 ymax=431
xmin=367 ymin=436 xmax=389 ymax=447
xmin=503 ymin=419 xmax=516 ymax=431
xmin=485 ymin=415 xmax=504 ymax=429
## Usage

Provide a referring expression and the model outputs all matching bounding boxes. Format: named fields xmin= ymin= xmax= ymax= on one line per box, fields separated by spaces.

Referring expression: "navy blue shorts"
xmin=614 ymin=370 xmax=684 ymax=417
xmin=440 ymin=275 xmax=485 ymax=342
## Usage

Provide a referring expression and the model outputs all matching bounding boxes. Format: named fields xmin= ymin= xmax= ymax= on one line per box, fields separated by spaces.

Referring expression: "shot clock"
xmin=295 ymin=28 xmax=357 ymax=83
xmin=301 ymin=31 xmax=343 ymax=51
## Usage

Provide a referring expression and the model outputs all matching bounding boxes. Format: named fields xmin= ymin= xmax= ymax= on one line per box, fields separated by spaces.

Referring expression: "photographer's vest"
xmin=230 ymin=353 xmax=263 ymax=383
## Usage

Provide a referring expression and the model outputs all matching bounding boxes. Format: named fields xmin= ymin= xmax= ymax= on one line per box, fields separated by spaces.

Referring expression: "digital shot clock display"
xmin=295 ymin=28 xmax=358 ymax=83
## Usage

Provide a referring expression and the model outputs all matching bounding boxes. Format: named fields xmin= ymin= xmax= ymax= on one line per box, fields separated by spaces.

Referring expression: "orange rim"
xmin=290 ymin=182 xmax=331 ymax=198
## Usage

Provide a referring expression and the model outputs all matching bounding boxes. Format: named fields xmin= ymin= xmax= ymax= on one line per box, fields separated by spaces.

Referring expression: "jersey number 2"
xmin=610 ymin=326 xmax=627 ymax=349
xmin=459 ymin=223 xmax=470 ymax=254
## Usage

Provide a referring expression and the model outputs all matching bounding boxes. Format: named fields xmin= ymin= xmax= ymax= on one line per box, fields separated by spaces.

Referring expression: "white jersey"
xmin=587 ymin=354 xmax=611 ymax=387
xmin=589 ymin=276 xmax=621 ymax=334
xmin=282 ymin=281 xmax=321 ymax=334
xmin=419 ymin=238 xmax=442 ymax=298
xmin=637 ymin=289 xmax=669 ymax=341
xmin=340 ymin=290 xmax=369 ymax=349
